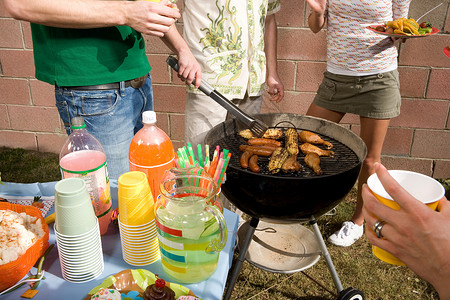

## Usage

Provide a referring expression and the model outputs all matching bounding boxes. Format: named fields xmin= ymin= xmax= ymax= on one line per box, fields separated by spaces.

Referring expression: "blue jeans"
xmin=55 ymin=74 xmax=153 ymax=180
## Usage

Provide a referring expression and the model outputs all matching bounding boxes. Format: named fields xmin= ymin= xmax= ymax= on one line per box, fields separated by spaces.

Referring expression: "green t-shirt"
xmin=30 ymin=24 xmax=151 ymax=86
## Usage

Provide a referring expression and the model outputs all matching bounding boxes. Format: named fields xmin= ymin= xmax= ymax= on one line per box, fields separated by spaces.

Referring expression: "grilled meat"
xmin=239 ymin=128 xmax=283 ymax=140
xmin=304 ymin=152 xmax=322 ymax=175
xmin=281 ymin=155 xmax=302 ymax=172
xmin=298 ymin=130 xmax=333 ymax=149
xmin=300 ymin=143 xmax=334 ymax=157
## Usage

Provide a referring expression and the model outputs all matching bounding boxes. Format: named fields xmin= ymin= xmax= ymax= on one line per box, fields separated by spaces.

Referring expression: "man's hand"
xmin=266 ymin=74 xmax=284 ymax=103
xmin=126 ymin=0 xmax=181 ymax=37
xmin=305 ymin=0 xmax=327 ymax=14
xmin=176 ymin=50 xmax=202 ymax=88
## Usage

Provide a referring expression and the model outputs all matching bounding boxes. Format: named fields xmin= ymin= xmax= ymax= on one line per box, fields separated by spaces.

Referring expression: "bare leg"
xmin=351 ymin=116 xmax=390 ymax=226
xmin=307 ymin=104 xmax=390 ymax=226
xmin=306 ymin=103 xmax=345 ymax=123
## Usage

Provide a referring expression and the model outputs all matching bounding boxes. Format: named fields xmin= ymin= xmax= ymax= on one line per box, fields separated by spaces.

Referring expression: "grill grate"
xmin=214 ymin=127 xmax=360 ymax=178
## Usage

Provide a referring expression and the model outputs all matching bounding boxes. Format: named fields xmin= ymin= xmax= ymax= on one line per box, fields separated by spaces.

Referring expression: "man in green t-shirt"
xmin=4 ymin=0 xmax=201 ymax=180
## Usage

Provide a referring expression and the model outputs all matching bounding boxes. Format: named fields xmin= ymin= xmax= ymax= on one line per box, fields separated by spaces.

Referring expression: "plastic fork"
xmin=166 ymin=56 xmax=268 ymax=138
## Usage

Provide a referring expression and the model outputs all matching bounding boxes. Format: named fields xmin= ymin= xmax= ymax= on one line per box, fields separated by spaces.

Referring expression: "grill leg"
xmin=309 ymin=216 xmax=344 ymax=293
xmin=223 ymin=217 xmax=259 ymax=300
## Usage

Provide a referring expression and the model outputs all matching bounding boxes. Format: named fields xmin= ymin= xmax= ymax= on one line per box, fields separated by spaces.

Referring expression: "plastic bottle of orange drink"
xmin=129 ymin=111 xmax=175 ymax=203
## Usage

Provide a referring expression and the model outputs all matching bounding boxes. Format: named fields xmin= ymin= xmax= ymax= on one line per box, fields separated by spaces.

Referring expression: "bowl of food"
xmin=0 ymin=202 xmax=49 ymax=292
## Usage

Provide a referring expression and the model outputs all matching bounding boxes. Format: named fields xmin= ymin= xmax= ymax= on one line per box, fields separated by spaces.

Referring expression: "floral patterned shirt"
xmin=326 ymin=0 xmax=411 ymax=75
xmin=182 ymin=0 xmax=281 ymax=98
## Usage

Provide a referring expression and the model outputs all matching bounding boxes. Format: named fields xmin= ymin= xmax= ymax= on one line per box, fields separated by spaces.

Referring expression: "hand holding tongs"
xmin=166 ymin=56 xmax=269 ymax=138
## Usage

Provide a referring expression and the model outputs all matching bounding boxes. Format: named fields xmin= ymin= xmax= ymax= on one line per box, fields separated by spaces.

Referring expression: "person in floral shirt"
xmin=181 ymin=0 xmax=284 ymax=146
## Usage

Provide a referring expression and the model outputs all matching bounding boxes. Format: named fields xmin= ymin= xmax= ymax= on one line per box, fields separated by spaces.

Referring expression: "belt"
xmin=59 ymin=75 xmax=147 ymax=90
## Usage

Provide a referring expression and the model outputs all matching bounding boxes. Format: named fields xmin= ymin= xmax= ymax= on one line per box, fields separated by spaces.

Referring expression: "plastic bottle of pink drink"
xmin=59 ymin=116 xmax=112 ymax=235
xmin=129 ymin=111 xmax=175 ymax=203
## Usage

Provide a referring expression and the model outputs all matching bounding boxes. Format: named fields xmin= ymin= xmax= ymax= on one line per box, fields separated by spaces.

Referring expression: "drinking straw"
xmin=174 ymin=152 xmax=179 ymax=168
xmin=222 ymin=148 xmax=229 ymax=160
xmin=179 ymin=148 xmax=189 ymax=164
xmin=218 ymin=152 xmax=231 ymax=187
xmin=213 ymin=156 xmax=225 ymax=184
xmin=182 ymin=146 xmax=189 ymax=162
xmin=197 ymin=144 xmax=204 ymax=168
xmin=205 ymin=144 xmax=210 ymax=166
xmin=187 ymin=143 xmax=198 ymax=166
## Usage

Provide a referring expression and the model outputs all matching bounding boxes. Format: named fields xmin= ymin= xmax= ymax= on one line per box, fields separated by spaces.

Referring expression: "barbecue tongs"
xmin=166 ymin=56 xmax=268 ymax=138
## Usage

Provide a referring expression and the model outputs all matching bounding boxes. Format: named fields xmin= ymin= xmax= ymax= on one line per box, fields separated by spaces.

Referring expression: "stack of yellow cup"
xmin=118 ymin=171 xmax=160 ymax=265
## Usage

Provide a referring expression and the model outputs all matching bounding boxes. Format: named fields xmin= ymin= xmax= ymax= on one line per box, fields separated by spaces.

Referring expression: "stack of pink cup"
xmin=118 ymin=171 xmax=160 ymax=265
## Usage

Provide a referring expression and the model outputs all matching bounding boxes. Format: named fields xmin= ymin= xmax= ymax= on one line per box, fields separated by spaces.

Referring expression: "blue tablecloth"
xmin=0 ymin=181 xmax=239 ymax=300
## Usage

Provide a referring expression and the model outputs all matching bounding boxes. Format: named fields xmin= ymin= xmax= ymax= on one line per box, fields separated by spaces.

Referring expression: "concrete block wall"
xmin=0 ymin=0 xmax=449 ymax=179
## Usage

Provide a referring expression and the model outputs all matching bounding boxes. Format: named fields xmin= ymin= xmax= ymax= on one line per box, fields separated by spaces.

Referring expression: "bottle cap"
xmin=71 ymin=116 xmax=86 ymax=129
xmin=142 ymin=111 xmax=157 ymax=124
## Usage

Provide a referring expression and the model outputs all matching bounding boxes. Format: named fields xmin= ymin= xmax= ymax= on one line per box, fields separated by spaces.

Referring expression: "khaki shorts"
xmin=313 ymin=70 xmax=401 ymax=119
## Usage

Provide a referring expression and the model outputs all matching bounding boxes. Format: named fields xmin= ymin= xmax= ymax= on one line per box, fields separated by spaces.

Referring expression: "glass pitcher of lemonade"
xmin=155 ymin=167 xmax=227 ymax=283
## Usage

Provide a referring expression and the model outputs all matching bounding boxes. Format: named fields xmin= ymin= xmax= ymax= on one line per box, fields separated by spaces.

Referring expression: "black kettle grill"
xmin=205 ymin=113 xmax=367 ymax=300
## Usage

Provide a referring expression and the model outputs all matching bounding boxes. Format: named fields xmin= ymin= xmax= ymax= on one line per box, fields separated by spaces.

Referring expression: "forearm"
xmin=308 ymin=10 xmax=326 ymax=33
xmin=3 ymin=0 xmax=128 ymax=28
xmin=264 ymin=14 xmax=278 ymax=79
xmin=161 ymin=25 xmax=190 ymax=56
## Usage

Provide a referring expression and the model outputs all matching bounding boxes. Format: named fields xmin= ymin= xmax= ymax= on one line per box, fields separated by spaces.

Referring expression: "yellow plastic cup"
xmin=119 ymin=171 xmax=151 ymax=198
xmin=118 ymin=171 xmax=155 ymax=225
xmin=367 ymin=170 xmax=445 ymax=265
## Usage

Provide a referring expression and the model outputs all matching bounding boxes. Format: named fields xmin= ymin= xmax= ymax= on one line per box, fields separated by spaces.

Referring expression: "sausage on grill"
xmin=239 ymin=145 xmax=275 ymax=156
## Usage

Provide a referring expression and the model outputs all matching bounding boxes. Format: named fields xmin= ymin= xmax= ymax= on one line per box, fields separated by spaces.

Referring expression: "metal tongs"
xmin=166 ymin=56 xmax=269 ymax=138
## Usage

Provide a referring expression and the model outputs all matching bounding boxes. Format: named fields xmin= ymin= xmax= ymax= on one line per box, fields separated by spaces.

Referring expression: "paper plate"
xmin=84 ymin=269 xmax=201 ymax=300
xmin=367 ymin=25 xmax=439 ymax=38
xmin=444 ymin=46 xmax=450 ymax=58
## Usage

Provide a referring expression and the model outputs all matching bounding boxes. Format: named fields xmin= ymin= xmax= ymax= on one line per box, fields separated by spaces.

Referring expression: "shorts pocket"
xmin=316 ymin=77 xmax=336 ymax=101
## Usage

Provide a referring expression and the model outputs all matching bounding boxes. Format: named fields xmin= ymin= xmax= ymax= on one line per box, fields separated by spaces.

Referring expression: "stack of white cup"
xmin=54 ymin=178 xmax=104 ymax=282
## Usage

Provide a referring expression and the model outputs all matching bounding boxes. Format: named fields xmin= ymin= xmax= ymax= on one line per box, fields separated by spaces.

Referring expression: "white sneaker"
xmin=328 ymin=221 xmax=363 ymax=247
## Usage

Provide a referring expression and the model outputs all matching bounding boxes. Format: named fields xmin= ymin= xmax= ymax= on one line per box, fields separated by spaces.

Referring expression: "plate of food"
xmin=85 ymin=269 xmax=201 ymax=300
xmin=367 ymin=18 xmax=439 ymax=38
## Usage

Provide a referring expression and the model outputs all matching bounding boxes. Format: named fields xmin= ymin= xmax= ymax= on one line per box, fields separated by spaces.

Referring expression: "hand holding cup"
xmin=362 ymin=163 xmax=450 ymax=298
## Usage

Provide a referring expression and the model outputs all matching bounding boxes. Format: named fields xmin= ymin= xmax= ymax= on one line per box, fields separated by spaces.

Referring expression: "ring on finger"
xmin=373 ymin=220 xmax=385 ymax=238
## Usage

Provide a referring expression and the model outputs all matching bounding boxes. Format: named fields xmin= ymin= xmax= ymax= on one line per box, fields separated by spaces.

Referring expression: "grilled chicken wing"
xmin=304 ymin=152 xmax=322 ymax=175
xmin=298 ymin=131 xmax=333 ymax=149
xmin=281 ymin=154 xmax=302 ymax=172
xmin=300 ymin=143 xmax=334 ymax=157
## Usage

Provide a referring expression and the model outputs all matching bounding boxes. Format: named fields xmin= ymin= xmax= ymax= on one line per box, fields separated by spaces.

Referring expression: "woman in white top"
xmin=306 ymin=0 xmax=412 ymax=247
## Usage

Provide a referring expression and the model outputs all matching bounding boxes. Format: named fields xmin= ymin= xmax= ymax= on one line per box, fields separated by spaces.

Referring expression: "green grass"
xmin=0 ymin=147 xmax=61 ymax=183
xmin=0 ymin=147 xmax=441 ymax=299
xmin=229 ymin=197 xmax=439 ymax=299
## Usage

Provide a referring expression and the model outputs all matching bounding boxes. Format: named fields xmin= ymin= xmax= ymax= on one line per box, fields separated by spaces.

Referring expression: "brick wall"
xmin=0 ymin=0 xmax=449 ymax=179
